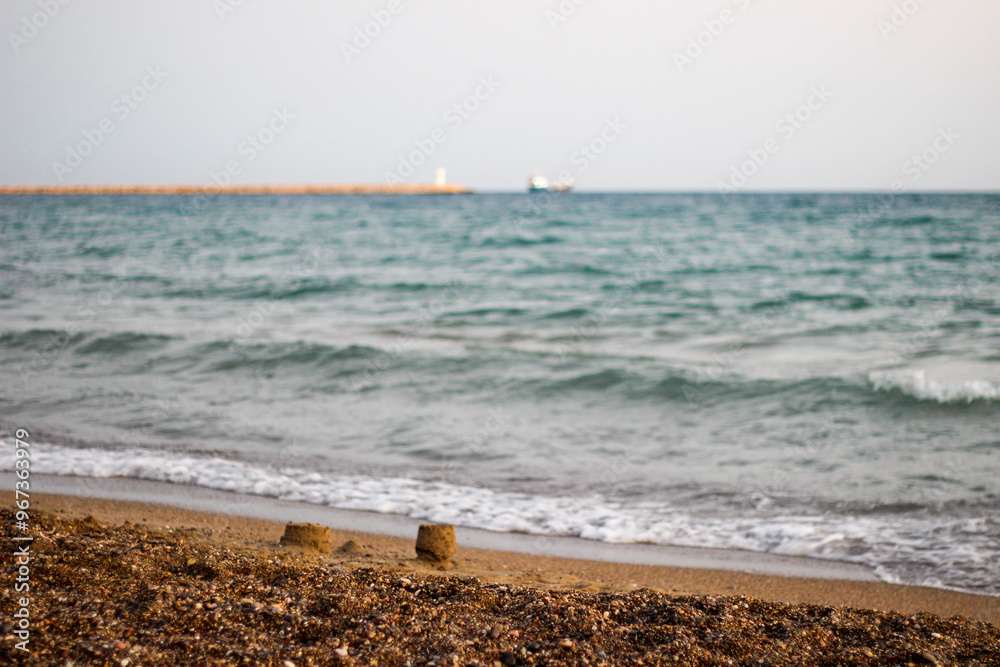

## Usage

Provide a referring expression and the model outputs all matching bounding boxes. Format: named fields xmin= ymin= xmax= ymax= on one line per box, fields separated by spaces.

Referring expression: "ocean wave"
xmin=440 ymin=307 xmax=528 ymax=320
xmin=531 ymin=368 xmax=869 ymax=408
xmin=280 ymin=277 xmax=359 ymax=299
xmin=538 ymin=307 xmax=590 ymax=320
xmin=0 ymin=328 xmax=88 ymax=350
xmin=519 ymin=264 xmax=615 ymax=277
xmin=929 ymin=250 xmax=966 ymax=262
xmin=648 ymin=374 xmax=731 ymax=402
xmin=78 ymin=244 xmax=125 ymax=258
xmin=2 ymin=440 xmax=997 ymax=595
xmin=787 ymin=292 xmax=872 ymax=311
xmin=76 ymin=332 xmax=175 ymax=355
xmin=545 ymin=369 xmax=629 ymax=392
xmin=480 ymin=235 xmax=564 ymax=248
xmin=0 ymin=329 xmax=179 ymax=363
xmin=199 ymin=341 xmax=383 ymax=374
xmin=162 ymin=276 xmax=359 ymax=301
xmin=875 ymin=214 xmax=937 ymax=227
xmin=868 ymin=370 xmax=1000 ymax=404
xmin=386 ymin=281 xmax=440 ymax=292
xmin=0 ymin=329 xmax=382 ymax=376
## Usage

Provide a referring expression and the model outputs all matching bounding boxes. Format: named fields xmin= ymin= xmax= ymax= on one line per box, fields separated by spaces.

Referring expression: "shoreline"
xmin=4 ymin=475 xmax=997 ymax=626
xmin=13 ymin=474 xmax=875 ymax=580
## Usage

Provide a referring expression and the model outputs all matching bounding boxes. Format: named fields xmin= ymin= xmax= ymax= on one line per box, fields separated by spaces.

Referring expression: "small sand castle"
xmin=279 ymin=522 xmax=333 ymax=554
xmin=415 ymin=523 xmax=457 ymax=565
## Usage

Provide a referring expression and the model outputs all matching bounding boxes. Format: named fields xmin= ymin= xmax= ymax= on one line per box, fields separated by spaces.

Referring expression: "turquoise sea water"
xmin=1 ymin=192 xmax=998 ymax=594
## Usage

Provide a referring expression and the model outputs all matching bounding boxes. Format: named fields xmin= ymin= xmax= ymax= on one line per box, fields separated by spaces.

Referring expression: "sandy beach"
xmin=2 ymin=486 xmax=997 ymax=665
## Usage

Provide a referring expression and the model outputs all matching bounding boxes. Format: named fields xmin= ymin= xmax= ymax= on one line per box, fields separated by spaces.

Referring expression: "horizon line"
xmin=1 ymin=184 xmax=998 ymax=196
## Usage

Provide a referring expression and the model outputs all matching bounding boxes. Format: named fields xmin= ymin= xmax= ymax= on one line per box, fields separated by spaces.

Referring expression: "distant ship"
xmin=528 ymin=173 xmax=574 ymax=193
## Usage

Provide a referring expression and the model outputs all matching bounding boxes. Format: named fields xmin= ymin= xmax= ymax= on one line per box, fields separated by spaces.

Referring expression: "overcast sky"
xmin=2 ymin=0 xmax=998 ymax=191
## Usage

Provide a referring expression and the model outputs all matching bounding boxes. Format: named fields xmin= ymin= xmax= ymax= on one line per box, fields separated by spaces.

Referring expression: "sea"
xmin=1 ymin=192 xmax=998 ymax=595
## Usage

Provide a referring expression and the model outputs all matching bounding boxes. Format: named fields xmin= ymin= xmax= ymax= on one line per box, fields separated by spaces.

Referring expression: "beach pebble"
xmin=921 ymin=651 xmax=944 ymax=666
xmin=416 ymin=524 xmax=457 ymax=563
xmin=21 ymin=507 xmax=1000 ymax=667
xmin=280 ymin=523 xmax=332 ymax=554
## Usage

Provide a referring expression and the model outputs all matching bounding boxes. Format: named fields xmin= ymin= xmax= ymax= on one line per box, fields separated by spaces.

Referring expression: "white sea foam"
xmin=869 ymin=370 xmax=1000 ymax=403
xmin=2 ymin=440 xmax=997 ymax=595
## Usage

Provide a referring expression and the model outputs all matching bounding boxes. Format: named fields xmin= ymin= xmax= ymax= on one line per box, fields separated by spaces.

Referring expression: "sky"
xmin=2 ymin=0 xmax=998 ymax=192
